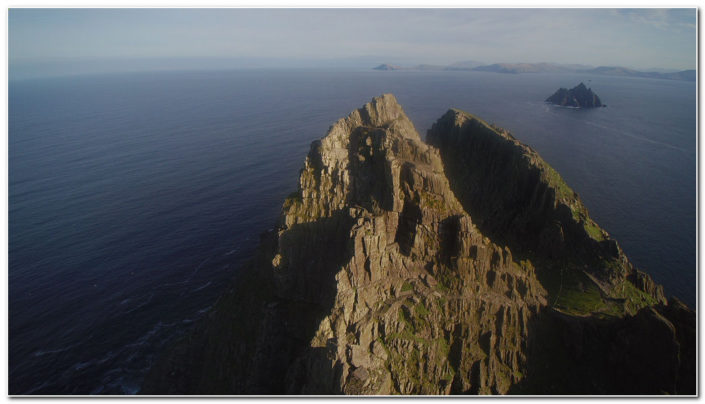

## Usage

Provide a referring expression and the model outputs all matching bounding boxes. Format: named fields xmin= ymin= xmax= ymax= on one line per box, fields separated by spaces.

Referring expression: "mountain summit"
xmin=141 ymin=95 xmax=693 ymax=395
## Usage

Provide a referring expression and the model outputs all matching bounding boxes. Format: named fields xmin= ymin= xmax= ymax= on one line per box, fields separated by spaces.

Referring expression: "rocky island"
xmin=141 ymin=94 xmax=694 ymax=395
xmin=373 ymin=64 xmax=403 ymax=71
xmin=546 ymin=83 xmax=604 ymax=108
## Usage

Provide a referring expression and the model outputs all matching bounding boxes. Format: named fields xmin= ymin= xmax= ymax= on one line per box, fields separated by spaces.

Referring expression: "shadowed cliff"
xmin=141 ymin=94 xmax=694 ymax=395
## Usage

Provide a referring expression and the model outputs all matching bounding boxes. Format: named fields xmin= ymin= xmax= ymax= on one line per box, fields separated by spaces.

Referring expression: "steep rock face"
xmin=426 ymin=109 xmax=665 ymax=316
xmin=545 ymin=83 xmax=603 ymax=108
xmin=141 ymin=95 xmax=694 ymax=395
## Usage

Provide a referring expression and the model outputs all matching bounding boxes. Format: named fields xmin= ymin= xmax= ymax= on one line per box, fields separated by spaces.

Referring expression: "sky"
xmin=8 ymin=8 xmax=697 ymax=79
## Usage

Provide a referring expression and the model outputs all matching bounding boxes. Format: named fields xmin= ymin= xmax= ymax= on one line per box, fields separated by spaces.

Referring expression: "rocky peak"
xmin=545 ymin=83 xmax=603 ymax=108
xmin=283 ymin=94 xmax=442 ymax=227
xmin=325 ymin=94 xmax=413 ymax=136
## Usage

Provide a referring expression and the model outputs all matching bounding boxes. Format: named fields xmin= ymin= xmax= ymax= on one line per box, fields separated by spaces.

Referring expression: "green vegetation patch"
xmin=583 ymin=219 xmax=605 ymax=241
xmin=435 ymin=267 xmax=459 ymax=292
xmin=434 ymin=281 xmax=450 ymax=293
xmin=436 ymin=336 xmax=450 ymax=358
xmin=418 ymin=190 xmax=446 ymax=213
xmin=414 ymin=301 xmax=430 ymax=318
xmin=542 ymin=164 xmax=607 ymax=243
xmin=621 ymin=280 xmax=659 ymax=313
xmin=435 ymin=296 xmax=447 ymax=311
xmin=398 ymin=306 xmax=415 ymax=332
xmin=538 ymin=264 xmax=621 ymax=317
xmin=540 ymin=258 xmax=659 ymax=316
xmin=382 ymin=324 xmax=455 ymax=394
xmin=390 ymin=304 xmax=429 ymax=344
xmin=543 ymin=164 xmax=574 ymax=203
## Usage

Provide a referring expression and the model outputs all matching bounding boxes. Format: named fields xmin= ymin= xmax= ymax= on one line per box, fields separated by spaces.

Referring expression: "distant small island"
xmin=373 ymin=63 xmax=403 ymax=71
xmin=545 ymin=82 xmax=604 ymax=108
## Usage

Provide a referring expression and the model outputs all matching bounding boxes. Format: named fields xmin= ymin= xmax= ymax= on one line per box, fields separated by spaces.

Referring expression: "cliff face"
xmin=141 ymin=95 xmax=694 ymax=395
xmin=426 ymin=109 xmax=664 ymax=315
xmin=546 ymin=83 xmax=603 ymax=108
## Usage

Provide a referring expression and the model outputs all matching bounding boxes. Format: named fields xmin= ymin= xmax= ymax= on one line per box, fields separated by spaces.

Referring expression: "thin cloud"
xmin=8 ymin=8 xmax=696 ymax=77
xmin=615 ymin=8 xmax=696 ymax=33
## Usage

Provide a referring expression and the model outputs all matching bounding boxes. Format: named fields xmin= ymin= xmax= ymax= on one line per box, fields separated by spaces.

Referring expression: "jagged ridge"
xmin=141 ymin=95 xmax=694 ymax=395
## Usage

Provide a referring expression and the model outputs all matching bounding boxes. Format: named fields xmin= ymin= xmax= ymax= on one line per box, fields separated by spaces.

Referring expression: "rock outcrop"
xmin=545 ymin=83 xmax=604 ymax=108
xmin=141 ymin=95 xmax=694 ymax=395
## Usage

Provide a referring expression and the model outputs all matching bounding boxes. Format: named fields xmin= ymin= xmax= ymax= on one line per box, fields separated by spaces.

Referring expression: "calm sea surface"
xmin=9 ymin=69 xmax=696 ymax=394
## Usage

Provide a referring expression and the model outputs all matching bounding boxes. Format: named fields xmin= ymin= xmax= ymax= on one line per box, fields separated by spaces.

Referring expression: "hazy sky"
xmin=9 ymin=8 xmax=697 ymax=78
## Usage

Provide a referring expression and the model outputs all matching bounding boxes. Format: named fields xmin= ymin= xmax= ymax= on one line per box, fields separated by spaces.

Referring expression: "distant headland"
xmin=372 ymin=61 xmax=695 ymax=82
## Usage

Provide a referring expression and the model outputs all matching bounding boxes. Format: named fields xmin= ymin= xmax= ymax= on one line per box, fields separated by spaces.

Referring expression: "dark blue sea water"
xmin=9 ymin=69 xmax=696 ymax=394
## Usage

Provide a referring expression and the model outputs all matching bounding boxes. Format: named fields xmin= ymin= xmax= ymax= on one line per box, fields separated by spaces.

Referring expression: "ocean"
xmin=8 ymin=69 xmax=696 ymax=394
